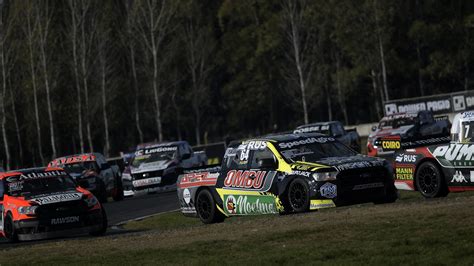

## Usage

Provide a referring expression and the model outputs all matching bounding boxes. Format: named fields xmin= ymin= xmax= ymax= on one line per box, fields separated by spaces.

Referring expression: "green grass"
xmin=1 ymin=191 xmax=474 ymax=265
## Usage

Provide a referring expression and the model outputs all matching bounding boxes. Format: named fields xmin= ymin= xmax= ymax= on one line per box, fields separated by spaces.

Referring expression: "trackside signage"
xmin=384 ymin=91 xmax=474 ymax=115
xmin=224 ymin=195 xmax=277 ymax=215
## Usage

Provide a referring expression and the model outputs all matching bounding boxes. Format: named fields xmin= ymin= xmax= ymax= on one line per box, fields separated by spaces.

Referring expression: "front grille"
xmin=336 ymin=167 xmax=388 ymax=203
xmin=36 ymin=200 xmax=89 ymax=219
xmin=132 ymin=170 xmax=163 ymax=180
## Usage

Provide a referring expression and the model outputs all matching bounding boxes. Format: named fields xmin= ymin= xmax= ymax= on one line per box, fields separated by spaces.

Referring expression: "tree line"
xmin=0 ymin=0 xmax=472 ymax=170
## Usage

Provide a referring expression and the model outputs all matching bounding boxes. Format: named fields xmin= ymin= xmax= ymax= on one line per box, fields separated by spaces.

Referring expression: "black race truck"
xmin=125 ymin=141 xmax=207 ymax=196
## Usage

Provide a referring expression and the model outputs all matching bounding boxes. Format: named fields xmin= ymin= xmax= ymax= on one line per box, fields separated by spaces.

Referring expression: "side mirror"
xmin=181 ymin=153 xmax=191 ymax=160
xmin=371 ymin=126 xmax=377 ymax=132
xmin=258 ymin=158 xmax=278 ymax=169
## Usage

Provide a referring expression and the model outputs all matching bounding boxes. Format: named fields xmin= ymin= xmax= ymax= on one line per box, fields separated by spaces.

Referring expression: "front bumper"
xmin=16 ymin=224 xmax=103 ymax=241
xmin=310 ymin=168 xmax=395 ymax=208
xmin=13 ymin=209 xmax=104 ymax=241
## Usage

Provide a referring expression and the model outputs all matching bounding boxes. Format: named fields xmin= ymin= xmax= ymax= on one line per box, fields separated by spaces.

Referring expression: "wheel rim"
xmin=289 ymin=182 xmax=307 ymax=210
xmin=418 ymin=165 xmax=439 ymax=195
xmin=197 ymin=193 xmax=211 ymax=220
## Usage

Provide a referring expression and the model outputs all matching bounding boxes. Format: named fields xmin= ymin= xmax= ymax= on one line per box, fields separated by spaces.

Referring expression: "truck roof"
xmin=296 ymin=121 xmax=339 ymax=128
xmin=233 ymin=133 xmax=327 ymax=145
xmin=136 ymin=141 xmax=188 ymax=150
xmin=0 ymin=167 xmax=65 ymax=180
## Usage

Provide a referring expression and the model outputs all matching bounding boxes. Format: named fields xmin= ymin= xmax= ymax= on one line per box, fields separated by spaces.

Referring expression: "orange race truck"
xmin=0 ymin=167 xmax=107 ymax=242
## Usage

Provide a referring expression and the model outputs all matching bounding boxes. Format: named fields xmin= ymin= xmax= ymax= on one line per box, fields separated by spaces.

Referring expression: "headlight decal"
xmin=312 ymin=172 xmax=338 ymax=181
xmin=18 ymin=206 xmax=38 ymax=215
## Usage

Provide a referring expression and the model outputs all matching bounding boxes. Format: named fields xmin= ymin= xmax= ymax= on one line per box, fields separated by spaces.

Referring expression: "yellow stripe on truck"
xmin=310 ymin=199 xmax=336 ymax=210
xmin=266 ymin=142 xmax=293 ymax=173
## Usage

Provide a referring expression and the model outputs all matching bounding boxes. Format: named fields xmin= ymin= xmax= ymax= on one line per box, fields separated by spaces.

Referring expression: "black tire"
xmin=90 ymin=208 xmax=108 ymax=236
xmin=112 ymin=176 xmax=124 ymax=202
xmin=4 ymin=213 xmax=18 ymax=242
xmin=415 ymin=161 xmax=448 ymax=198
xmin=374 ymin=184 xmax=398 ymax=204
xmin=196 ymin=189 xmax=225 ymax=224
xmin=287 ymin=178 xmax=310 ymax=213
xmin=98 ymin=181 xmax=108 ymax=203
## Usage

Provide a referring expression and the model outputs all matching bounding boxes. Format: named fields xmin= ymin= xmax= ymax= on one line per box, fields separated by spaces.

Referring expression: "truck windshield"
xmin=392 ymin=117 xmax=416 ymax=128
xmin=6 ymin=175 xmax=77 ymax=197
xmin=278 ymin=142 xmax=356 ymax=163
xmin=61 ymin=161 xmax=99 ymax=175
xmin=131 ymin=148 xmax=177 ymax=167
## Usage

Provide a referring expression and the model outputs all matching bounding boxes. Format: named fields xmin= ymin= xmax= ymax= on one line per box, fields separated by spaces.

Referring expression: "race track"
xmin=104 ymin=191 xmax=180 ymax=226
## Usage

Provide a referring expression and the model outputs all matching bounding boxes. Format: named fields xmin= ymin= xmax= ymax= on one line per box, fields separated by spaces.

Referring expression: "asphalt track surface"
xmin=105 ymin=190 xmax=180 ymax=225
xmin=0 ymin=190 xmax=180 ymax=246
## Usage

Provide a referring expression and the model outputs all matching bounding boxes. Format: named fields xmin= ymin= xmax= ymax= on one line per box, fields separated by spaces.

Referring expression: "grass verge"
xmin=1 ymin=191 xmax=474 ymax=265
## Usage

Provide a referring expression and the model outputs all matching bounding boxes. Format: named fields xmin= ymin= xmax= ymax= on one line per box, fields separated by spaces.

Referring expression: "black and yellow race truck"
xmin=177 ymin=133 xmax=397 ymax=224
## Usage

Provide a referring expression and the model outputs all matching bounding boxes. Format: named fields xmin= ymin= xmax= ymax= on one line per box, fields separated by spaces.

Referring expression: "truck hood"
xmin=314 ymin=156 xmax=386 ymax=172
xmin=130 ymin=160 xmax=174 ymax=174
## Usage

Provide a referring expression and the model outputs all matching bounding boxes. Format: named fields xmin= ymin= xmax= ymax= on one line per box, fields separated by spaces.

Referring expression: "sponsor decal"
xmin=133 ymin=177 xmax=162 ymax=188
xmin=462 ymin=111 xmax=474 ymax=119
xmin=135 ymin=146 xmax=177 ymax=156
xmin=49 ymin=154 xmax=96 ymax=167
xmin=310 ymin=199 xmax=335 ymax=210
xmin=51 ymin=216 xmax=80 ymax=225
xmin=278 ymin=137 xmax=335 ymax=149
xmin=223 ymin=170 xmax=276 ymax=192
xmin=380 ymin=137 xmax=401 ymax=151
xmin=334 ymin=160 xmax=385 ymax=171
xmin=451 ymin=171 xmax=467 ymax=183
xmin=352 ymin=182 xmax=385 ymax=190
xmin=181 ymin=206 xmax=196 ymax=214
xmin=225 ymin=195 xmax=237 ymax=214
xmin=395 ymin=166 xmax=414 ymax=180
xmin=178 ymin=172 xmax=219 ymax=189
xmin=235 ymin=141 xmax=268 ymax=161
xmin=183 ymin=188 xmax=191 ymax=204
xmin=430 ymin=144 xmax=474 ymax=167
xmin=291 ymin=170 xmax=311 ymax=177
xmin=291 ymin=164 xmax=322 ymax=172
xmin=239 ymin=141 xmax=267 ymax=151
xmin=395 ymin=154 xmax=417 ymax=163
xmin=320 ymin=182 xmax=337 ymax=199
xmin=294 ymin=125 xmax=329 ymax=134
xmin=31 ymin=192 xmax=83 ymax=205
xmin=223 ymin=195 xmax=277 ymax=215
xmin=471 ymin=171 xmax=474 ymax=183
xmin=8 ymin=181 xmax=24 ymax=192
xmin=7 ymin=170 xmax=68 ymax=182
